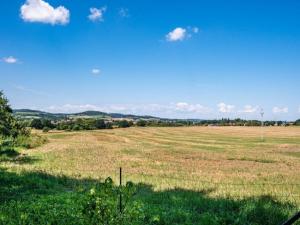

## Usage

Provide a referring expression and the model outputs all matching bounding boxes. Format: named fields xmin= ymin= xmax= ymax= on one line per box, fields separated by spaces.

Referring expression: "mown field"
xmin=1 ymin=126 xmax=300 ymax=224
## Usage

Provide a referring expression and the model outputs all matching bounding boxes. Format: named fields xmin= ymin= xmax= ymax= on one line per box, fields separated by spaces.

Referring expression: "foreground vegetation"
xmin=0 ymin=168 xmax=297 ymax=225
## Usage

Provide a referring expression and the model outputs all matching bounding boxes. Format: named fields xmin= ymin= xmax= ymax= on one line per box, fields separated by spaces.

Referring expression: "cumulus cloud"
xmin=20 ymin=0 xmax=70 ymax=25
xmin=166 ymin=27 xmax=187 ymax=42
xmin=166 ymin=26 xmax=199 ymax=42
xmin=3 ymin=56 xmax=18 ymax=64
xmin=91 ymin=68 xmax=100 ymax=75
xmin=48 ymin=104 xmax=100 ymax=113
xmin=272 ymin=106 xmax=288 ymax=114
xmin=46 ymin=102 xmax=211 ymax=116
xmin=175 ymin=102 xmax=211 ymax=114
xmin=239 ymin=105 xmax=259 ymax=113
xmin=88 ymin=7 xmax=106 ymax=21
xmin=217 ymin=102 xmax=235 ymax=113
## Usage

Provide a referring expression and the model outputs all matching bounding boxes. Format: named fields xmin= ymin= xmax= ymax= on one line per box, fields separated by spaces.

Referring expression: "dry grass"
xmin=6 ymin=126 xmax=300 ymax=204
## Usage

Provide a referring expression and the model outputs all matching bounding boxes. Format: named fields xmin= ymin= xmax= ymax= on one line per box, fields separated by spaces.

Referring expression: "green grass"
xmin=0 ymin=169 xmax=298 ymax=225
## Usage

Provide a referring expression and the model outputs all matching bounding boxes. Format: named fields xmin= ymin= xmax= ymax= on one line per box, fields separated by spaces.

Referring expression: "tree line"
xmin=26 ymin=117 xmax=299 ymax=132
xmin=28 ymin=118 xmax=135 ymax=131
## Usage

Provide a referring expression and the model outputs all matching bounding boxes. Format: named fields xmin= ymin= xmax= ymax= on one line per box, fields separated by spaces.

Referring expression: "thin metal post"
xmin=119 ymin=167 xmax=122 ymax=214
xmin=260 ymin=108 xmax=264 ymax=142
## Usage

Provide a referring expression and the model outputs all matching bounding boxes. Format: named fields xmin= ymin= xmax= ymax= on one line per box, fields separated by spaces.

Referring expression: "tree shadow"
xmin=0 ymin=148 xmax=39 ymax=164
xmin=0 ymin=168 xmax=298 ymax=225
xmin=134 ymin=183 xmax=299 ymax=225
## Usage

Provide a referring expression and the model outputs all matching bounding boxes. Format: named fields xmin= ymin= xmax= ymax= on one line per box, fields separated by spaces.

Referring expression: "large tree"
xmin=0 ymin=91 xmax=28 ymax=137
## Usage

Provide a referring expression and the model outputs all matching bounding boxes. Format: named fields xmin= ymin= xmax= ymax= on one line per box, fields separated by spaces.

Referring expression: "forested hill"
xmin=13 ymin=109 xmax=161 ymax=121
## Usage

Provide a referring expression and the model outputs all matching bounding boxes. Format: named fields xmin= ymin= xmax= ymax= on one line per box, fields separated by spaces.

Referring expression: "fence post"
xmin=119 ymin=167 xmax=122 ymax=214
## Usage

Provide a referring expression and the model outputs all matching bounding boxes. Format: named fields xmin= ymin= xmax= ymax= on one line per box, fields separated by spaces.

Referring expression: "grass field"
xmin=1 ymin=126 xmax=300 ymax=224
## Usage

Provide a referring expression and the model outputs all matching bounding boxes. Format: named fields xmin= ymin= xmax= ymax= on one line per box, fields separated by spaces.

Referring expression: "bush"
xmin=13 ymin=135 xmax=47 ymax=149
xmin=72 ymin=125 xmax=81 ymax=131
xmin=136 ymin=120 xmax=147 ymax=127
xmin=83 ymin=177 xmax=144 ymax=225
xmin=117 ymin=120 xmax=132 ymax=128
xmin=0 ymin=175 xmax=145 ymax=225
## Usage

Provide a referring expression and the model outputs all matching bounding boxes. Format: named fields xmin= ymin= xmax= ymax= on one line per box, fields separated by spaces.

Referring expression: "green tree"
xmin=94 ymin=119 xmax=106 ymax=129
xmin=30 ymin=119 xmax=43 ymax=129
xmin=117 ymin=120 xmax=131 ymax=128
xmin=136 ymin=120 xmax=147 ymax=127
xmin=0 ymin=91 xmax=23 ymax=137
xmin=42 ymin=119 xmax=54 ymax=129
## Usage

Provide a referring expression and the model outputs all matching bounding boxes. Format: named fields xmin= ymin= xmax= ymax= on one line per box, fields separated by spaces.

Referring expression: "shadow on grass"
xmin=0 ymin=158 xmax=298 ymax=224
xmin=0 ymin=148 xmax=39 ymax=164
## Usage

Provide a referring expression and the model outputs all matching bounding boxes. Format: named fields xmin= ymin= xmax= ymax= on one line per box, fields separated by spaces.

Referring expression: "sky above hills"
xmin=1 ymin=0 xmax=300 ymax=120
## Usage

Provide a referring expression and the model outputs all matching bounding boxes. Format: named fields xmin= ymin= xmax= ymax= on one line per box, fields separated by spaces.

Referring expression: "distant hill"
xmin=13 ymin=109 xmax=161 ymax=121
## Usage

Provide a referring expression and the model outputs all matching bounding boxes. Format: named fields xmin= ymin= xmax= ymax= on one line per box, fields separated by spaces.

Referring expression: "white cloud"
xmin=46 ymin=104 xmax=130 ymax=114
xmin=119 ymin=8 xmax=129 ymax=18
xmin=20 ymin=0 xmax=70 ymax=25
xmin=298 ymin=106 xmax=300 ymax=113
xmin=166 ymin=27 xmax=187 ymax=42
xmin=46 ymin=102 xmax=211 ymax=116
xmin=175 ymin=102 xmax=211 ymax=114
xmin=217 ymin=102 xmax=235 ymax=113
xmin=272 ymin=106 xmax=288 ymax=114
xmin=91 ymin=68 xmax=100 ymax=75
xmin=3 ymin=56 xmax=18 ymax=64
xmin=48 ymin=104 xmax=100 ymax=113
xmin=239 ymin=105 xmax=259 ymax=113
xmin=166 ymin=26 xmax=200 ymax=42
xmin=88 ymin=7 xmax=106 ymax=22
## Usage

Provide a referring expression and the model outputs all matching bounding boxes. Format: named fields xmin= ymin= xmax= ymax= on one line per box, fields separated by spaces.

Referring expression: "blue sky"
xmin=1 ymin=0 xmax=300 ymax=120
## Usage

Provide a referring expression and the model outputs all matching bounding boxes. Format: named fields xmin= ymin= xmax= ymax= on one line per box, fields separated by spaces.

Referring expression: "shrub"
xmin=136 ymin=120 xmax=147 ymax=127
xmin=82 ymin=177 xmax=144 ymax=225
xmin=117 ymin=120 xmax=131 ymax=128
xmin=13 ymin=135 xmax=47 ymax=149
xmin=72 ymin=125 xmax=81 ymax=131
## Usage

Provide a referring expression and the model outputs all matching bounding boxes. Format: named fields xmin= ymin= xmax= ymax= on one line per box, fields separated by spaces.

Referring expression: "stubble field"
xmin=14 ymin=126 xmax=300 ymax=201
